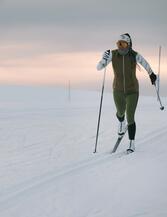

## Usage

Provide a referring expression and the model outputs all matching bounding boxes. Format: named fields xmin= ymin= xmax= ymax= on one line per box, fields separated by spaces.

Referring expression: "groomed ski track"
xmin=1 ymin=124 xmax=167 ymax=217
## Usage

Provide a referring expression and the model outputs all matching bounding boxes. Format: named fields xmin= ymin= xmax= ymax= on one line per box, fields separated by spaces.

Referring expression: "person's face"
xmin=117 ymin=40 xmax=128 ymax=49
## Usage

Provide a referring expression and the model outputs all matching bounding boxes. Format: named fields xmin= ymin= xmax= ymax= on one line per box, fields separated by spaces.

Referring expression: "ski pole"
xmin=154 ymin=83 xmax=164 ymax=110
xmin=94 ymin=63 xmax=107 ymax=153
xmin=157 ymin=46 xmax=161 ymax=95
xmin=154 ymin=45 xmax=164 ymax=110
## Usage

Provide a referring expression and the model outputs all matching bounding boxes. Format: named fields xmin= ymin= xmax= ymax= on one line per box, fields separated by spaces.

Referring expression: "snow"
xmin=0 ymin=85 xmax=167 ymax=217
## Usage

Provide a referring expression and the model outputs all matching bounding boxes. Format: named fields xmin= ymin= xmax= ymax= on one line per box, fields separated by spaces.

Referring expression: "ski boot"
xmin=118 ymin=119 xmax=126 ymax=137
xmin=127 ymin=140 xmax=135 ymax=154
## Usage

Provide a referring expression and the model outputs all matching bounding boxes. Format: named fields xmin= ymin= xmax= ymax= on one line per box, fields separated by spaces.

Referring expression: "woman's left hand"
xmin=149 ymin=72 xmax=157 ymax=85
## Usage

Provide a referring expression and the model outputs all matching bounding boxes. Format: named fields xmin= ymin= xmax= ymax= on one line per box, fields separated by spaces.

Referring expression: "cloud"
xmin=0 ymin=0 xmax=166 ymax=53
xmin=0 ymin=51 xmax=101 ymax=85
xmin=0 ymin=0 xmax=167 ymax=29
xmin=0 ymin=0 xmax=166 ymax=94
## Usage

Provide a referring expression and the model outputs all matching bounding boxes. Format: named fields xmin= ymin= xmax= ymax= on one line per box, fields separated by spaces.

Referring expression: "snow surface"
xmin=0 ymin=86 xmax=167 ymax=217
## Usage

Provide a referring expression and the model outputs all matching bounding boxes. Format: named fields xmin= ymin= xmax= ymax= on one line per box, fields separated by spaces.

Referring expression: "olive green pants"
xmin=113 ymin=91 xmax=139 ymax=125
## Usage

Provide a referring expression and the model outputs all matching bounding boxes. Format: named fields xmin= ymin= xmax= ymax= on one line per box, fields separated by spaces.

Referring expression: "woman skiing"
xmin=97 ymin=33 xmax=157 ymax=153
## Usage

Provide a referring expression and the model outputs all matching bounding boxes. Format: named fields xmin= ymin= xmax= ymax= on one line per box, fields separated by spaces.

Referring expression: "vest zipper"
xmin=123 ymin=56 xmax=126 ymax=93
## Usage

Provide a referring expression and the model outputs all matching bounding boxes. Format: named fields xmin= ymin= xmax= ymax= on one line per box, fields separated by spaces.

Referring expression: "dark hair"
xmin=124 ymin=33 xmax=132 ymax=47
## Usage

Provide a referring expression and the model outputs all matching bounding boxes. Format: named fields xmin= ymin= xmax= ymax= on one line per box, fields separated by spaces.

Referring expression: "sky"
xmin=0 ymin=0 xmax=167 ymax=94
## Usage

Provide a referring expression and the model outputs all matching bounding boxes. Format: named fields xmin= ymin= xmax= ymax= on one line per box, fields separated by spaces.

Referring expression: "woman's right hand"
xmin=102 ymin=50 xmax=110 ymax=61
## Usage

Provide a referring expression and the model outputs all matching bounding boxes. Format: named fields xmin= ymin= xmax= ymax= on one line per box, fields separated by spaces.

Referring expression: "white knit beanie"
xmin=118 ymin=34 xmax=131 ymax=45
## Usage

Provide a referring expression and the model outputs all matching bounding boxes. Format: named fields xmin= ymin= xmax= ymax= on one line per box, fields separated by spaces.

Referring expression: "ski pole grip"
xmin=103 ymin=50 xmax=110 ymax=61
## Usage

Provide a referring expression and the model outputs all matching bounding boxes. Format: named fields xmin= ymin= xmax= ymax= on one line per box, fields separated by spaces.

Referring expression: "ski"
xmin=111 ymin=127 xmax=127 ymax=154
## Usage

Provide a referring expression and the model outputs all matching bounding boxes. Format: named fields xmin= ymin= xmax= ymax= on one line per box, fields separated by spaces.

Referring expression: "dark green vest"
xmin=112 ymin=49 xmax=139 ymax=94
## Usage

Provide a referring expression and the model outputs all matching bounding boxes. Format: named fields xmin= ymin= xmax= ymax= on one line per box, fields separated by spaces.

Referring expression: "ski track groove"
xmin=0 ymin=151 xmax=126 ymax=211
xmin=137 ymin=123 xmax=167 ymax=145
xmin=0 ymin=124 xmax=166 ymax=211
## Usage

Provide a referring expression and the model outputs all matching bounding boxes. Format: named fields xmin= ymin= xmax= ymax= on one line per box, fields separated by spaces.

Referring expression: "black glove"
xmin=102 ymin=50 xmax=110 ymax=61
xmin=149 ymin=72 xmax=157 ymax=85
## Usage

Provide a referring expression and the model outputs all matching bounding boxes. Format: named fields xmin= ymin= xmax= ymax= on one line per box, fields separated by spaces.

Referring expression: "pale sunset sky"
xmin=0 ymin=0 xmax=167 ymax=94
